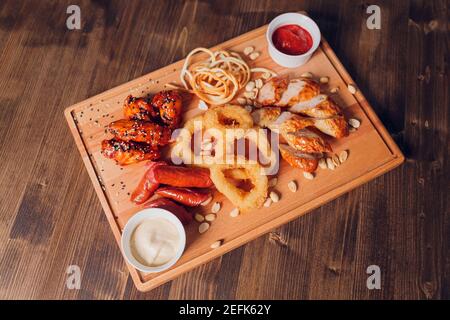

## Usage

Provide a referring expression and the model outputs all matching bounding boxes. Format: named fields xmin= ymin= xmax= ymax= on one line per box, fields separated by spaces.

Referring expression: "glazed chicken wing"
xmin=151 ymin=90 xmax=183 ymax=128
xmin=123 ymin=95 xmax=158 ymax=121
xmin=108 ymin=119 xmax=172 ymax=147
xmin=101 ymin=139 xmax=161 ymax=166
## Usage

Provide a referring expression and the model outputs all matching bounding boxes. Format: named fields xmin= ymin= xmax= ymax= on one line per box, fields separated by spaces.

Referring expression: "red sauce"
xmin=272 ymin=24 xmax=313 ymax=56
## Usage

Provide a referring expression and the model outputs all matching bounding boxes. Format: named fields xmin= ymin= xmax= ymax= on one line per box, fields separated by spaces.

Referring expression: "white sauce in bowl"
xmin=130 ymin=217 xmax=181 ymax=267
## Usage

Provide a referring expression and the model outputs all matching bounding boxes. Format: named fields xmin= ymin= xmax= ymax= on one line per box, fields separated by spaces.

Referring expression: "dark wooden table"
xmin=0 ymin=0 xmax=447 ymax=300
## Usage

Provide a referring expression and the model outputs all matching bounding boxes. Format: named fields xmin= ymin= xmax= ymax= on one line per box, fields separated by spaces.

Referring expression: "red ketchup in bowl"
xmin=272 ymin=24 xmax=313 ymax=56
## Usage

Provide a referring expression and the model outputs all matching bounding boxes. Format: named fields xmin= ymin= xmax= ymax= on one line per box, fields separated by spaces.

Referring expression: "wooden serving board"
xmin=65 ymin=23 xmax=404 ymax=292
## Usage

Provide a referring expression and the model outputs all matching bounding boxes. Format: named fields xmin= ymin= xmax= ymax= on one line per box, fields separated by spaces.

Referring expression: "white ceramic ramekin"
xmin=266 ymin=12 xmax=321 ymax=68
xmin=121 ymin=208 xmax=186 ymax=273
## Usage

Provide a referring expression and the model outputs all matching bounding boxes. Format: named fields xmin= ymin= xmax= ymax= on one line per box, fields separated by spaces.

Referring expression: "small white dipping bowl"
xmin=121 ymin=208 xmax=186 ymax=273
xmin=266 ymin=12 xmax=321 ymax=68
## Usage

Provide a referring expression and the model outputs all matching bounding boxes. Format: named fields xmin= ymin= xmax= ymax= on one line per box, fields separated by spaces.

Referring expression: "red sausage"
xmin=155 ymin=187 xmax=211 ymax=207
xmin=144 ymin=198 xmax=192 ymax=225
xmin=152 ymin=166 xmax=213 ymax=188
xmin=130 ymin=161 xmax=167 ymax=204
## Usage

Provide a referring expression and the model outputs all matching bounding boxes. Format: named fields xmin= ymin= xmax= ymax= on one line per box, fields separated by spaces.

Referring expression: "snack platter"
xmin=65 ymin=22 xmax=404 ymax=291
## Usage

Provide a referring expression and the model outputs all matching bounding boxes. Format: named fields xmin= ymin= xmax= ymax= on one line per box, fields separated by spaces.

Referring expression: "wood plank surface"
xmin=0 ymin=0 xmax=448 ymax=299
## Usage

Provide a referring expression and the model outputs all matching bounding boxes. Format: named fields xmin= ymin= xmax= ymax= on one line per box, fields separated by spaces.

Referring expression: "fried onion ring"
xmin=170 ymin=115 xmax=226 ymax=168
xmin=204 ymin=105 xmax=253 ymax=130
xmin=209 ymin=158 xmax=268 ymax=211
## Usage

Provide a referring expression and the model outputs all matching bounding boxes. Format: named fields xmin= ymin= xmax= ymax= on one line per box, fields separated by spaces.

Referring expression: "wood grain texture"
xmin=0 ymin=0 xmax=447 ymax=299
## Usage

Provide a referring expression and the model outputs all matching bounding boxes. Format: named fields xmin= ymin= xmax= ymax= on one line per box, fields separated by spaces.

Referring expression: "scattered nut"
xmin=326 ymin=157 xmax=335 ymax=170
xmin=332 ymin=154 xmax=340 ymax=167
xmin=269 ymin=177 xmax=278 ymax=187
xmin=288 ymin=180 xmax=298 ymax=192
xmin=348 ymin=118 xmax=361 ymax=128
xmin=319 ymin=76 xmax=329 ymax=84
xmin=244 ymin=91 xmax=256 ymax=99
xmin=269 ymin=191 xmax=280 ymax=203
xmin=330 ymin=87 xmax=339 ymax=94
xmin=263 ymin=197 xmax=272 ymax=207
xmin=347 ymin=84 xmax=357 ymax=94
xmin=198 ymin=100 xmax=208 ymax=110
xmin=301 ymin=72 xmax=313 ymax=78
xmin=245 ymin=81 xmax=255 ymax=92
xmin=339 ymin=150 xmax=348 ymax=163
xmin=303 ymin=172 xmax=314 ymax=180
xmin=243 ymin=46 xmax=254 ymax=56
xmin=211 ymin=202 xmax=221 ymax=213
xmin=230 ymin=208 xmax=240 ymax=217
xmin=205 ymin=213 xmax=216 ymax=222
xmin=237 ymin=97 xmax=247 ymax=105
xmin=194 ymin=213 xmax=205 ymax=222
xmin=319 ymin=158 xmax=327 ymax=169
xmin=255 ymin=79 xmax=263 ymax=89
xmin=249 ymin=51 xmax=260 ymax=60
xmin=198 ymin=222 xmax=210 ymax=234
xmin=201 ymin=196 xmax=212 ymax=206
xmin=210 ymin=240 xmax=222 ymax=249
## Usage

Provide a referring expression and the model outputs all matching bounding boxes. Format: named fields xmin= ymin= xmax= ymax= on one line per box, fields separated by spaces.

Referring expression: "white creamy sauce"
xmin=278 ymin=80 xmax=305 ymax=106
xmin=130 ymin=218 xmax=180 ymax=267
xmin=288 ymin=94 xmax=327 ymax=113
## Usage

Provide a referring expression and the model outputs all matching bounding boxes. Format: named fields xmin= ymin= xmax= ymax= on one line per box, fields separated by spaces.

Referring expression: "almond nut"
xmin=269 ymin=191 xmax=280 ymax=203
xmin=348 ymin=118 xmax=361 ymax=128
xmin=339 ymin=150 xmax=348 ymax=163
xmin=347 ymin=84 xmax=357 ymax=94
xmin=301 ymin=72 xmax=313 ymax=78
xmin=249 ymin=52 xmax=260 ymax=60
xmin=245 ymin=81 xmax=255 ymax=92
xmin=263 ymin=197 xmax=272 ymax=207
xmin=303 ymin=172 xmax=314 ymax=180
xmin=198 ymin=222 xmax=210 ymax=234
xmin=319 ymin=76 xmax=329 ymax=84
xmin=326 ymin=157 xmax=335 ymax=170
xmin=210 ymin=240 xmax=222 ymax=249
xmin=205 ymin=213 xmax=216 ymax=222
xmin=288 ymin=180 xmax=298 ymax=192
xmin=230 ymin=208 xmax=240 ymax=217
xmin=255 ymin=79 xmax=263 ymax=89
xmin=211 ymin=202 xmax=221 ymax=213
xmin=332 ymin=154 xmax=340 ymax=167
xmin=243 ymin=46 xmax=254 ymax=56
xmin=319 ymin=158 xmax=327 ymax=169
xmin=194 ymin=213 xmax=205 ymax=222
xmin=330 ymin=87 xmax=339 ymax=94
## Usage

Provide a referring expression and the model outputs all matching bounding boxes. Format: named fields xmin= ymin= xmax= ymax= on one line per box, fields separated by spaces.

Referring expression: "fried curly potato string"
xmin=179 ymin=48 xmax=275 ymax=105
